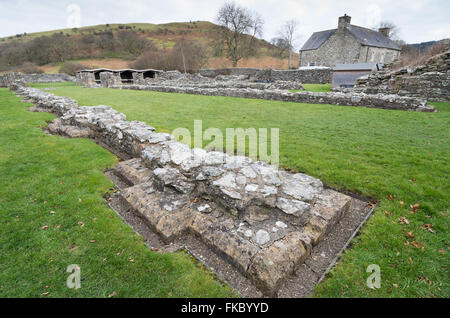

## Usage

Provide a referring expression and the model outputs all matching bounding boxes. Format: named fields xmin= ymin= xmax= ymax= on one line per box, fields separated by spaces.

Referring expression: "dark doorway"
xmin=94 ymin=71 xmax=102 ymax=82
xmin=120 ymin=71 xmax=134 ymax=83
xmin=143 ymin=71 xmax=156 ymax=79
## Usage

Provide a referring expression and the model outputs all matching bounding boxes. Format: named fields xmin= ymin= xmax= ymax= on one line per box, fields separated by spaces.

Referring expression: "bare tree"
xmin=131 ymin=40 xmax=208 ymax=72
xmin=215 ymin=2 xmax=264 ymax=67
xmin=270 ymin=37 xmax=290 ymax=58
xmin=277 ymin=19 xmax=299 ymax=69
xmin=117 ymin=30 xmax=153 ymax=57
xmin=172 ymin=39 xmax=209 ymax=72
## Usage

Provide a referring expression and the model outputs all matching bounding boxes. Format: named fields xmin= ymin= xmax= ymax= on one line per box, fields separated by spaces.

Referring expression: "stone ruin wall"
xmin=76 ymin=72 xmax=98 ymax=87
xmin=271 ymin=69 xmax=332 ymax=84
xmin=0 ymin=72 xmax=21 ymax=87
xmin=199 ymin=68 xmax=333 ymax=84
xmin=10 ymin=80 xmax=354 ymax=295
xmin=0 ymin=73 xmax=75 ymax=87
xmin=100 ymin=72 xmax=122 ymax=88
xmin=199 ymin=68 xmax=260 ymax=78
xmin=112 ymin=83 xmax=435 ymax=112
xmin=4 ymin=68 xmax=436 ymax=112
xmin=74 ymin=68 xmax=435 ymax=112
xmin=352 ymin=50 xmax=450 ymax=102
xmin=21 ymin=73 xmax=75 ymax=83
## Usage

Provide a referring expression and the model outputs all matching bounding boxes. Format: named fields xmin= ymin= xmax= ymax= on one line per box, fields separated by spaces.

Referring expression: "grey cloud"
xmin=0 ymin=0 xmax=448 ymax=45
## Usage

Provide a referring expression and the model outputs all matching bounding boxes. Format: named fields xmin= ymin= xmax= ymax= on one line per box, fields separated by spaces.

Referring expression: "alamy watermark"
xmin=67 ymin=264 xmax=81 ymax=289
xmin=172 ymin=120 xmax=280 ymax=168
xmin=366 ymin=264 xmax=381 ymax=289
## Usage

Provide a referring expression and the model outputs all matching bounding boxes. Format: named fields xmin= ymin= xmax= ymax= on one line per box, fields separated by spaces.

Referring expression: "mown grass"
xmin=301 ymin=83 xmax=332 ymax=92
xmin=0 ymin=87 xmax=237 ymax=298
xmin=29 ymin=82 xmax=450 ymax=298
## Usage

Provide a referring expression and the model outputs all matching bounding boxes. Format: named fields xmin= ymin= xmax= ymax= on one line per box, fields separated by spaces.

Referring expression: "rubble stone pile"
xmin=345 ymin=50 xmax=450 ymax=101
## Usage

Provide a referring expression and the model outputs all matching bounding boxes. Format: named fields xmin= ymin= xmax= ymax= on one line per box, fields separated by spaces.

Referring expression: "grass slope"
xmin=0 ymin=87 xmax=236 ymax=298
xmin=1 ymin=21 xmax=217 ymax=44
xmin=31 ymin=82 xmax=449 ymax=298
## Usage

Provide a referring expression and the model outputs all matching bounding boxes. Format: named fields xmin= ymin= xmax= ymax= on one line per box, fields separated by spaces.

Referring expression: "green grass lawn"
xmin=27 ymin=82 xmax=449 ymax=298
xmin=0 ymin=87 xmax=237 ymax=298
xmin=301 ymin=83 xmax=332 ymax=93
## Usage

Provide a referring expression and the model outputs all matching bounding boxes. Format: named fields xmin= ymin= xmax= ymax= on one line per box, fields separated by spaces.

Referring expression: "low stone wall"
xmin=112 ymin=84 xmax=435 ymax=112
xmin=354 ymin=50 xmax=450 ymax=101
xmin=200 ymin=68 xmax=333 ymax=84
xmin=271 ymin=69 xmax=332 ymax=84
xmin=228 ymin=67 xmax=263 ymax=77
xmin=1 ymin=72 xmax=74 ymax=87
xmin=0 ymin=72 xmax=21 ymax=87
xmin=21 ymin=73 xmax=75 ymax=83
xmin=141 ymin=79 xmax=304 ymax=91
xmin=199 ymin=68 xmax=261 ymax=78
xmin=396 ymin=71 xmax=449 ymax=101
xmin=11 ymin=80 xmax=353 ymax=295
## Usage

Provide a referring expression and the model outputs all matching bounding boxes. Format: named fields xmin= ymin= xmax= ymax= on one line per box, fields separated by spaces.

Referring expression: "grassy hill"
xmin=0 ymin=21 xmax=296 ymax=72
xmin=2 ymin=21 xmax=235 ymax=49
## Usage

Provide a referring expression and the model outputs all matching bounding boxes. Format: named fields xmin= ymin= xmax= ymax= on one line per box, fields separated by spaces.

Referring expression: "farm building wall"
xmin=299 ymin=29 xmax=362 ymax=67
xmin=360 ymin=46 xmax=400 ymax=64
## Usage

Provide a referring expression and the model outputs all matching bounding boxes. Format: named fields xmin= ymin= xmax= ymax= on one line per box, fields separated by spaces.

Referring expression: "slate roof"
xmin=78 ymin=68 xmax=162 ymax=73
xmin=300 ymin=29 xmax=336 ymax=51
xmin=300 ymin=24 xmax=400 ymax=51
xmin=347 ymin=25 xmax=400 ymax=50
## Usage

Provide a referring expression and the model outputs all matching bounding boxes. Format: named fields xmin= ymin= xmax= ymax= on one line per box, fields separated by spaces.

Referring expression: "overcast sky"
xmin=0 ymin=0 xmax=449 ymax=48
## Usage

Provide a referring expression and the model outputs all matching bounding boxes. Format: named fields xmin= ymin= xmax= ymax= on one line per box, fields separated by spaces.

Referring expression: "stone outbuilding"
xmin=299 ymin=15 xmax=401 ymax=68
xmin=76 ymin=68 xmax=162 ymax=86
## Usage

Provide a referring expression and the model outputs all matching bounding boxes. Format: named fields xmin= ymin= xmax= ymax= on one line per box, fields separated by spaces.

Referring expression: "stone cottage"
xmin=299 ymin=15 xmax=401 ymax=68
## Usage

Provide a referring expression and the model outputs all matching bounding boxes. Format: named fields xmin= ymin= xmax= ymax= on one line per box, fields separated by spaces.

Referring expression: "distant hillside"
xmin=0 ymin=21 xmax=295 ymax=72
xmin=1 ymin=21 xmax=270 ymax=49
xmin=407 ymin=38 xmax=450 ymax=52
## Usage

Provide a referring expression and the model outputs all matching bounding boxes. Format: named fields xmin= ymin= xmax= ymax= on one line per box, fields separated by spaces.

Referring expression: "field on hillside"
xmin=1 ymin=21 xmax=219 ymax=45
xmin=22 ymin=82 xmax=450 ymax=298
xmin=1 ymin=21 xmax=296 ymax=72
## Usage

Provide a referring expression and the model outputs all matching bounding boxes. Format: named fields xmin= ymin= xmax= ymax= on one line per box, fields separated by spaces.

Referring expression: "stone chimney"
xmin=378 ymin=27 xmax=391 ymax=38
xmin=338 ymin=14 xmax=351 ymax=30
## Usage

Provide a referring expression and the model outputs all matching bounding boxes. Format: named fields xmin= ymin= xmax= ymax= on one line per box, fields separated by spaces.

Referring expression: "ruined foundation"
xmin=72 ymin=67 xmax=437 ymax=112
xmin=342 ymin=50 xmax=450 ymax=102
xmin=11 ymin=81 xmax=374 ymax=296
xmin=113 ymin=83 xmax=435 ymax=112
xmin=0 ymin=72 xmax=75 ymax=87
